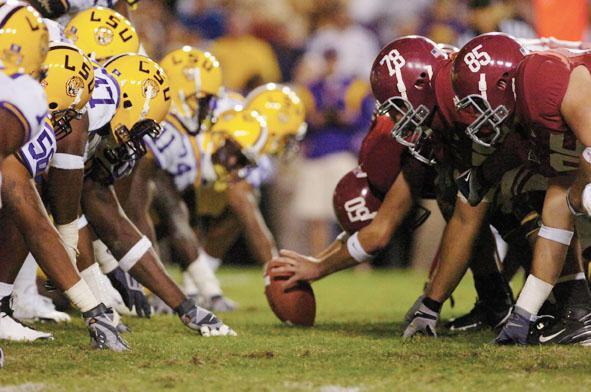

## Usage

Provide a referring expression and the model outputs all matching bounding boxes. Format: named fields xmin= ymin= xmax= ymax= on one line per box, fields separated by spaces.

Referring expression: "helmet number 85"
xmin=464 ymin=44 xmax=492 ymax=72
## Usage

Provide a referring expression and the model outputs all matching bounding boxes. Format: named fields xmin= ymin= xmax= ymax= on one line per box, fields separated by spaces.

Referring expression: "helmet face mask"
xmin=455 ymin=93 xmax=509 ymax=147
xmin=50 ymin=108 xmax=81 ymax=140
xmin=377 ymin=96 xmax=430 ymax=148
xmin=110 ymin=119 xmax=161 ymax=162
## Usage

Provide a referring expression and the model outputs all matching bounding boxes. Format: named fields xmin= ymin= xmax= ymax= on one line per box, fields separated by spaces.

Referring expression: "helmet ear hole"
xmin=497 ymin=79 xmax=508 ymax=91
xmin=49 ymin=102 xmax=58 ymax=110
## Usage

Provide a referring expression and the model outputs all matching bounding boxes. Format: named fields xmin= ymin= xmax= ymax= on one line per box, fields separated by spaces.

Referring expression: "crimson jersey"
xmin=514 ymin=50 xmax=589 ymax=177
xmin=358 ymin=114 xmax=435 ymax=198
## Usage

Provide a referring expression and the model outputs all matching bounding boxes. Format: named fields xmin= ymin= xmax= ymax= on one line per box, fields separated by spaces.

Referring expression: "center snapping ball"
xmin=264 ymin=261 xmax=316 ymax=326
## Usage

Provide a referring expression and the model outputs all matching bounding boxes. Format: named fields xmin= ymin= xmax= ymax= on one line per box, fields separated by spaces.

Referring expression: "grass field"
xmin=1 ymin=267 xmax=591 ymax=391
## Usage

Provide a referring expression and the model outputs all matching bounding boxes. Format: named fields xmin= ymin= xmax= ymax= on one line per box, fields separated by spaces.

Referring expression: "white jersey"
xmin=143 ymin=114 xmax=200 ymax=192
xmin=0 ymin=71 xmax=47 ymax=143
xmin=16 ymin=118 xmax=57 ymax=179
xmin=44 ymin=18 xmax=70 ymax=43
xmin=83 ymin=64 xmax=120 ymax=162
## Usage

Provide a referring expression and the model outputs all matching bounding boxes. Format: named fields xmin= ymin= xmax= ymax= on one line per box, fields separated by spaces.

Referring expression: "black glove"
xmin=107 ymin=267 xmax=151 ymax=318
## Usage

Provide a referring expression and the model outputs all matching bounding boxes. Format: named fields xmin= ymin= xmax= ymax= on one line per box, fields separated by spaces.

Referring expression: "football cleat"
xmin=495 ymin=306 xmax=532 ymax=345
xmin=12 ymin=282 xmax=71 ymax=323
xmin=176 ymin=299 xmax=237 ymax=337
xmin=445 ymin=300 xmax=511 ymax=332
xmin=529 ymin=304 xmax=591 ymax=346
xmin=0 ymin=296 xmax=53 ymax=342
xmin=83 ymin=304 xmax=130 ymax=352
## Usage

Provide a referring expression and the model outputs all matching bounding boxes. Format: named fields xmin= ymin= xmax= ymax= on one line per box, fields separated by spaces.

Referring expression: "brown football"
xmin=264 ymin=261 xmax=316 ymax=326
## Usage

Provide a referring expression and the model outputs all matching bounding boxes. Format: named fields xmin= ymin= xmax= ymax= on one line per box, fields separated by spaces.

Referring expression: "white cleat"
xmin=12 ymin=288 xmax=71 ymax=323
xmin=0 ymin=312 xmax=53 ymax=342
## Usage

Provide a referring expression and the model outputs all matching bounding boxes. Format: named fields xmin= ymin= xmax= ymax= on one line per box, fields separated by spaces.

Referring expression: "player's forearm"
xmin=2 ymin=158 xmax=80 ymax=289
xmin=428 ymin=201 xmax=488 ymax=302
xmin=316 ymin=241 xmax=361 ymax=278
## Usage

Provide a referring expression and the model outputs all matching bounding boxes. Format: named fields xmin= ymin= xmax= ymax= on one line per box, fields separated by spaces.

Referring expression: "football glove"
xmin=494 ymin=306 xmax=533 ymax=345
xmin=402 ymin=303 xmax=439 ymax=338
xmin=107 ymin=267 xmax=151 ymax=318
xmin=176 ymin=299 xmax=237 ymax=337
xmin=83 ymin=304 xmax=130 ymax=352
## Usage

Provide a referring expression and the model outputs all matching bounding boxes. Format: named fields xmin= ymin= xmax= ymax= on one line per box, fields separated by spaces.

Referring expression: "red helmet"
xmin=452 ymin=33 xmax=527 ymax=147
xmin=333 ymin=167 xmax=382 ymax=234
xmin=370 ymin=36 xmax=447 ymax=153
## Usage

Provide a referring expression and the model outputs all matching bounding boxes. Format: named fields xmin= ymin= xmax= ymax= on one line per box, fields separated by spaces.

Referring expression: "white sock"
xmin=199 ymin=249 xmax=222 ymax=271
xmin=80 ymin=263 xmax=109 ymax=306
xmin=187 ymin=253 xmax=223 ymax=298
xmin=13 ymin=254 xmax=37 ymax=294
xmin=64 ymin=279 xmax=100 ymax=313
xmin=93 ymin=240 xmax=119 ymax=274
xmin=515 ymin=274 xmax=554 ymax=316
xmin=0 ymin=282 xmax=13 ymax=299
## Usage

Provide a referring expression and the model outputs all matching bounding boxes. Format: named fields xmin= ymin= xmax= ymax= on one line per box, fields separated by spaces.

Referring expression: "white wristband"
xmin=538 ymin=224 xmax=574 ymax=246
xmin=346 ymin=232 xmax=373 ymax=263
xmin=50 ymin=153 xmax=85 ymax=170
xmin=119 ymin=236 xmax=152 ymax=272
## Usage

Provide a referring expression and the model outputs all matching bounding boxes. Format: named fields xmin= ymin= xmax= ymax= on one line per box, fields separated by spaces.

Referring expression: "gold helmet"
xmin=244 ymin=83 xmax=307 ymax=156
xmin=42 ymin=42 xmax=94 ymax=139
xmin=0 ymin=0 xmax=48 ymax=78
xmin=201 ymin=109 xmax=268 ymax=190
xmin=159 ymin=46 xmax=223 ymax=134
xmin=64 ymin=7 xmax=139 ymax=63
xmin=102 ymin=53 xmax=171 ymax=161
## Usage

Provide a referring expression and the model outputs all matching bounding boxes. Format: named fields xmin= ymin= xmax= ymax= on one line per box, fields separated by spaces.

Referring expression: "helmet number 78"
xmin=464 ymin=44 xmax=492 ymax=72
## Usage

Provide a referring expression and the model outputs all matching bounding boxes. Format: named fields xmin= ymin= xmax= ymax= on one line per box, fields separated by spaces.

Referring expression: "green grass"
xmin=1 ymin=267 xmax=591 ymax=391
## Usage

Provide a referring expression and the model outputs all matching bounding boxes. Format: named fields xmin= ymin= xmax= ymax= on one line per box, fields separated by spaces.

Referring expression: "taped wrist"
xmin=346 ymin=232 xmax=373 ymax=263
xmin=65 ymin=279 xmax=100 ymax=313
xmin=93 ymin=240 xmax=119 ymax=274
xmin=515 ymin=274 xmax=554 ymax=317
xmin=57 ymin=220 xmax=79 ymax=265
xmin=174 ymin=297 xmax=196 ymax=316
xmin=50 ymin=153 xmax=84 ymax=170
xmin=582 ymin=184 xmax=591 ymax=216
xmin=538 ymin=224 xmax=574 ymax=246
xmin=78 ymin=214 xmax=88 ymax=230
xmin=119 ymin=236 xmax=152 ymax=272
xmin=336 ymin=231 xmax=350 ymax=243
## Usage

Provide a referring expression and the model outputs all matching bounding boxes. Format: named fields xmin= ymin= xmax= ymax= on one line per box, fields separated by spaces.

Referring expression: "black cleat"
xmin=528 ymin=304 xmax=591 ymax=346
xmin=445 ymin=300 xmax=511 ymax=332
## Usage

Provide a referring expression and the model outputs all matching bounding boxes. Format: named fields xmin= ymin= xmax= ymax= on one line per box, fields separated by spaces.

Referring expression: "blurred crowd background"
xmin=129 ymin=0 xmax=590 ymax=268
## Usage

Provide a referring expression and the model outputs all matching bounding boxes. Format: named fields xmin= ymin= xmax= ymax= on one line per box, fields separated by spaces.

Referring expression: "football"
xmin=264 ymin=261 xmax=316 ymax=326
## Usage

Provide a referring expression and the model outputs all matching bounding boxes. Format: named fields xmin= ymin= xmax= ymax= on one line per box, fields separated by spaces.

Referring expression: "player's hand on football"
xmin=270 ymin=250 xmax=322 ymax=289
xmin=107 ymin=267 xmax=152 ymax=318
xmin=402 ymin=303 xmax=439 ymax=339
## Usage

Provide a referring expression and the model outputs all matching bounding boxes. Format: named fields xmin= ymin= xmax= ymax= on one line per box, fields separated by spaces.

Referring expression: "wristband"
xmin=346 ymin=232 xmax=373 ymax=263
xmin=582 ymin=183 xmax=591 ymax=216
xmin=538 ymin=224 xmax=574 ymax=246
xmin=50 ymin=153 xmax=84 ymax=170
xmin=566 ymin=187 xmax=586 ymax=216
xmin=583 ymin=147 xmax=591 ymax=164
xmin=119 ymin=236 xmax=152 ymax=272
xmin=78 ymin=214 xmax=88 ymax=230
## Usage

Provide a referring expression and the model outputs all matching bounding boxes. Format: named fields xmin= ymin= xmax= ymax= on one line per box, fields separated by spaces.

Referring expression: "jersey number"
xmin=379 ymin=49 xmax=406 ymax=77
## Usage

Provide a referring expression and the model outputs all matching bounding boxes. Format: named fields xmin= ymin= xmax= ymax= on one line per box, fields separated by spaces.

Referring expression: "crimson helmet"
xmin=370 ymin=36 xmax=447 ymax=153
xmin=452 ymin=33 xmax=527 ymax=147
xmin=333 ymin=167 xmax=382 ymax=234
